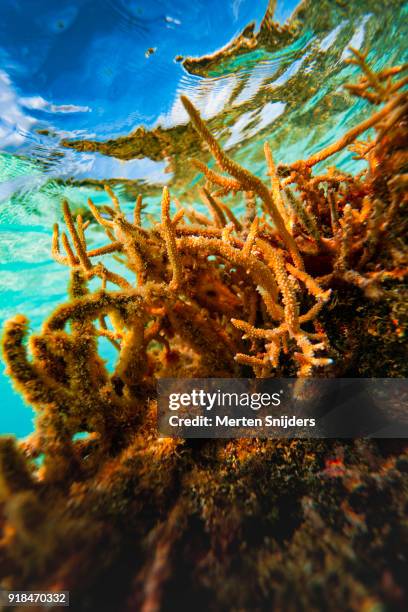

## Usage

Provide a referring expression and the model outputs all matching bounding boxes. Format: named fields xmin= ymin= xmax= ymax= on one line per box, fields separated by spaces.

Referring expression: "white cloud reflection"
xmin=0 ymin=70 xmax=90 ymax=149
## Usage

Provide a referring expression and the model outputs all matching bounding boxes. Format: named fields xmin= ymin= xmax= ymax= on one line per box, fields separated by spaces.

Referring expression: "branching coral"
xmin=1 ymin=53 xmax=406 ymax=445
xmin=0 ymin=54 xmax=407 ymax=610
xmin=2 ymin=53 xmax=407 ymax=402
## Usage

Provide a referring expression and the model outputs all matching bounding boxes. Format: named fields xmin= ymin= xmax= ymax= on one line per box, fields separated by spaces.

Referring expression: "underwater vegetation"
xmin=0 ymin=54 xmax=407 ymax=610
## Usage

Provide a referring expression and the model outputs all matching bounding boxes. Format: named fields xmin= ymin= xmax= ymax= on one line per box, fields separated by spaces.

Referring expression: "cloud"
xmin=319 ymin=22 xmax=347 ymax=52
xmin=19 ymin=96 xmax=90 ymax=114
xmin=341 ymin=14 xmax=371 ymax=60
xmin=0 ymin=70 xmax=90 ymax=149
xmin=232 ymin=0 xmax=243 ymax=22
xmin=156 ymin=75 xmax=237 ymax=128
xmin=72 ymin=153 xmax=170 ymax=184
xmin=0 ymin=71 xmax=37 ymax=147
xmin=224 ymin=101 xmax=285 ymax=149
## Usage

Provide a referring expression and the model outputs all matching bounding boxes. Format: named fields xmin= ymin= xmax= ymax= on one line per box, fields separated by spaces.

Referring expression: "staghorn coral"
xmin=0 ymin=56 xmax=407 ymax=611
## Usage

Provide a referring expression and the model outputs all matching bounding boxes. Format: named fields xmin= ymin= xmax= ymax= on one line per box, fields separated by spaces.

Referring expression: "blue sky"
xmin=0 ymin=0 xmax=288 ymax=143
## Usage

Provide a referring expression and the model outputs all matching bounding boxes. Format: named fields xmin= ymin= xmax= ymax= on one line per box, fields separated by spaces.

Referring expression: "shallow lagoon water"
xmin=0 ymin=0 xmax=407 ymax=436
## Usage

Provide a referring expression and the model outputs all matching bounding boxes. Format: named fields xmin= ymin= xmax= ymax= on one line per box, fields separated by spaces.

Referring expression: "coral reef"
xmin=0 ymin=56 xmax=407 ymax=610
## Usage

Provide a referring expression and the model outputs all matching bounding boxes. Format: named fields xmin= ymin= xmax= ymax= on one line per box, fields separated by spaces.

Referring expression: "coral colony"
xmin=0 ymin=54 xmax=407 ymax=609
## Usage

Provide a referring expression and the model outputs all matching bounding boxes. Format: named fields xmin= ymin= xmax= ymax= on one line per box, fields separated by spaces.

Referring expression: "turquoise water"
xmin=0 ymin=0 xmax=407 ymax=437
